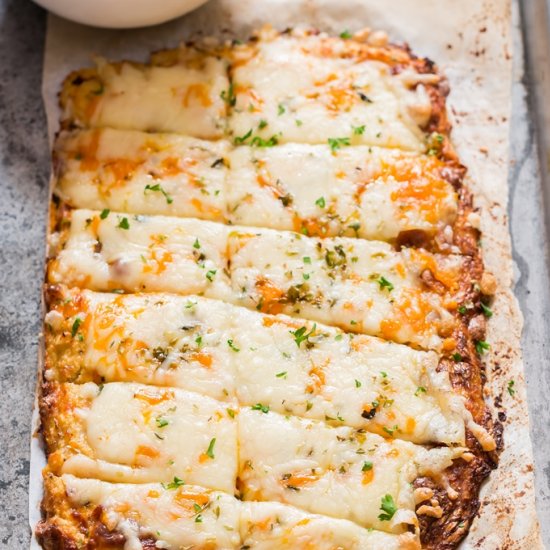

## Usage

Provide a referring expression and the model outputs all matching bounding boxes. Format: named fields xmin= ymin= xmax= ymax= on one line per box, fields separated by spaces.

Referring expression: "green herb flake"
xmin=362 ymin=461 xmax=373 ymax=472
xmin=227 ymin=339 xmax=240 ymax=352
xmin=220 ymin=82 xmax=236 ymax=106
xmin=117 ymin=217 xmax=130 ymax=230
xmin=193 ymin=238 xmax=201 ymax=249
xmin=289 ymin=324 xmax=316 ymax=347
xmin=507 ymin=380 xmax=516 ymax=397
xmin=156 ymin=416 xmax=169 ymax=428
xmin=276 ymin=371 xmax=288 ymax=378
xmin=278 ymin=103 xmax=286 ymax=116
xmin=99 ymin=209 xmax=110 ymax=219
xmin=340 ymin=30 xmax=352 ymax=39
xmin=480 ymin=302 xmax=493 ymax=318
xmin=414 ymin=386 xmax=427 ymax=396
xmin=251 ymin=403 xmax=270 ymax=414
xmin=71 ymin=317 xmax=82 ymax=338
xmin=315 ymin=197 xmax=326 ymax=208
xmin=377 ymin=276 xmax=394 ymax=292
xmin=452 ymin=352 xmax=463 ymax=362
xmin=258 ymin=119 xmax=268 ymax=129
xmin=227 ymin=408 xmax=236 ymax=418
xmin=378 ymin=494 xmax=397 ymax=521
xmin=303 ymin=256 xmax=311 ymax=264
xmin=353 ymin=125 xmax=366 ymax=135
xmin=355 ymin=379 xmax=362 ymax=388
xmin=144 ymin=183 xmax=173 ymax=204
xmin=206 ymin=270 xmax=217 ymax=282
xmin=328 ymin=137 xmax=351 ymax=152
xmin=475 ymin=340 xmax=490 ymax=355
xmin=163 ymin=476 xmax=185 ymax=490
xmin=206 ymin=438 xmax=216 ymax=459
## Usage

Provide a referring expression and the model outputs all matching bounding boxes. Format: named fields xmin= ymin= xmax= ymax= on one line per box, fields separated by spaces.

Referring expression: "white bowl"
xmin=32 ymin=0 xmax=209 ymax=29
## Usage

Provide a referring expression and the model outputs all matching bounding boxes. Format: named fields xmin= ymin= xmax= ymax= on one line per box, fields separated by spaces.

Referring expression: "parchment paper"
xmin=32 ymin=1 xmax=542 ymax=548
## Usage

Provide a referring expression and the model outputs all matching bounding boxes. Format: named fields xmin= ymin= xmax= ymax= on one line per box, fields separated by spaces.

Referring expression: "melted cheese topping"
xmin=54 ymin=130 xmax=457 ymax=244
xmin=240 ymin=501 xmax=420 ymax=550
xmin=229 ymin=228 xmax=459 ymax=349
xmin=229 ymin=32 xmax=432 ymax=150
xmin=45 ymin=288 xmax=466 ymax=445
xmin=48 ymin=209 xmax=232 ymax=299
xmin=62 ymin=51 xmax=229 ymax=138
xmin=49 ymin=210 xmax=460 ymax=350
xmin=227 ymin=145 xmax=457 ymax=240
xmin=59 ymin=475 xmax=417 ymax=549
xmin=238 ymin=408 xmax=464 ymax=532
xmin=55 ymin=129 xmax=229 ymax=221
xmin=56 ymin=382 xmax=238 ymax=492
xmin=62 ymin=475 xmax=241 ymax=549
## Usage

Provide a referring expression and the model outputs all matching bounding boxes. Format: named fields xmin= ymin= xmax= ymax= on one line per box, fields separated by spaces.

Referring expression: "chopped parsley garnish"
xmin=457 ymin=305 xmax=467 ymax=315
xmin=415 ymin=386 xmax=427 ymax=396
xmin=195 ymin=514 xmax=203 ymax=523
xmin=227 ymin=339 xmax=240 ymax=352
xmin=156 ymin=416 xmax=169 ymax=428
xmin=250 ymin=135 xmax=279 ymax=147
xmin=362 ymin=461 xmax=373 ymax=472
xmin=289 ymin=324 xmax=316 ymax=347
xmin=355 ymin=379 xmax=362 ymax=388
xmin=377 ymin=276 xmax=394 ymax=292
xmin=258 ymin=119 xmax=268 ymax=129
xmin=378 ymin=494 xmax=397 ymax=521
xmin=234 ymin=129 xmax=252 ymax=144
xmin=144 ymin=183 xmax=173 ymax=204
xmin=206 ymin=270 xmax=217 ymax=282
xmin=480 ymin=302 xmax=493 ymax=318
xmin=227 ymin=408 xmax=236 ymax=418
xmin=452 ymin=352 xmax=463 ymax=362
xmin=303 ymin=256 xmax=311 ymax=264
xmin=507 ymin=380 xmax=516 ymax=397
xmin=163 ymin=476 xmax=185 ymax=490
xmin=117 ymin=217 xmax=130 ymax=230
xmin=195 ymin=335 xmax=203 ymax=347
xmin=251 ymin=403 xmax=270 ymax=414
xmin=276 ymin=371 xmax=288 ymax=378
xmin=193 ymin=238 xmax=201 ymax=249
xmin=328 ymin=137 xmax=351 ymax=152
xmin=220 ymin=82 xmax=236 ymax=106
xmin=71 ymin=317 xmax=82 ymax=338
xmin=315 ymin=196 xmax=326 ymax=208
xmin=475 ymin=340 xmax=490 ymax=354
xmin=340 ymin=30 xmax=352 ymax=39
xmin=99 ymin=208 xmax=110 ymax=219
xmin=383 ymin=425 xmax=398 ymax=436
xmin=278 ymin=103 xmax=286 ymax=116
xmin=206 ymin=438 xmax=216 ymax=459
xmin=353 ymin=125 xmax=366 ymax=135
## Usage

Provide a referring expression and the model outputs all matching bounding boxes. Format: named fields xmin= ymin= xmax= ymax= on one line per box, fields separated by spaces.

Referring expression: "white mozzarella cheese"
xmin=62 ymin=475 xmax=241 ymax=549
xmin=64 ymin=52 xmax=229 ymax=138
xmin=229 ymin=33 xmax=431 ymax=150
xmin=227 ymin=144 xmax=457 ymax=241
xmin=232 ymin=309 xmax=465 ymax=445
xmin=238 ymin=408 xmax=464 ymax=532
xmin=60 ymin=382 xmax=238 ymax=493
xmin=55 ymin=129 xmax=229 ymax=221
xmin=48 ymin=209 xmax=232 ymax=299
xmin=228 ymin=228 xmax=458 ymax=350
xmin=240 ymin=501 xmax=420 ymax=550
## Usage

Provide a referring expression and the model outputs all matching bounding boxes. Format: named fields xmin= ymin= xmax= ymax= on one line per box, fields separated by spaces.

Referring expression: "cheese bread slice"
xmin=238 ymin=408 xmax=465 ymax=533
xmin=54 ymin=128 xmax=229 ymax=221
xmin=228 ymin=28 xmax=437 ymax=150
xmin=41 ymin=382 xmax=238 ymax=493
xmin=60 ymin=46 xmax=229 ymax=138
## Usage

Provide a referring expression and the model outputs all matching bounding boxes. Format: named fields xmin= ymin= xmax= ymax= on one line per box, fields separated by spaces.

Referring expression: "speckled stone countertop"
xmin=0 ymin=0 xmax=549 ymax=548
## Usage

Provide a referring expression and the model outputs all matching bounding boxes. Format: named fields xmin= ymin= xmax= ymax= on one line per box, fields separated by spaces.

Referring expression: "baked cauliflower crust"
xmin=38 ymin=26 xmax=498 ymax=550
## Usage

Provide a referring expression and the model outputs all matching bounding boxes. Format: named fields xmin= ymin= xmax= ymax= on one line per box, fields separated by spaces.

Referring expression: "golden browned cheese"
xmin=39 ymin=26 xmax=498 ymax=550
